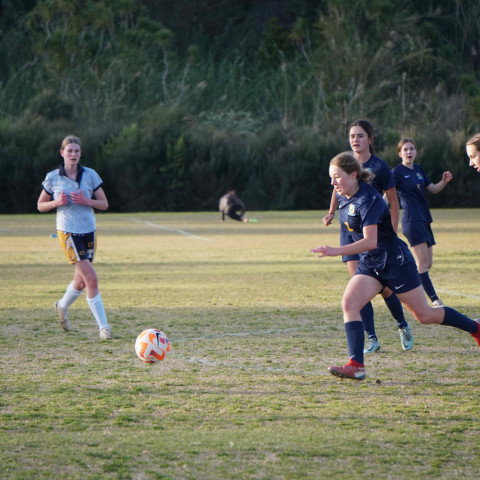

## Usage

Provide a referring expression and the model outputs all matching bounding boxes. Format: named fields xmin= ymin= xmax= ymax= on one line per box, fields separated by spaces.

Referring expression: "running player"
xmin=393 ymin=138 xmax=452 ymax=306
xmin=466 ymin=133 xmax=480 ymax=172
xmin=323 ymin=119 xmax=412 ymax=354
xmin=37 ymin=135 xmax=113 ymax=339
xmin=312 ymin=152 xmax=480 ymax=380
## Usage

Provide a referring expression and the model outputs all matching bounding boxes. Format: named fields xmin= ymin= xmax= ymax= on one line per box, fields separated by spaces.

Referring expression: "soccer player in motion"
xmin=312 ymin=152 xmax=480 ymax=380
xmin=466 ymin=133 xmax=480 ymax=173
xmin=392 ymin=138 xmax=452 ymax=307
xmin=323 ymin=119 xmax=412 ymax=354
xmin=37 ymin=135 xmax=113 ymax=340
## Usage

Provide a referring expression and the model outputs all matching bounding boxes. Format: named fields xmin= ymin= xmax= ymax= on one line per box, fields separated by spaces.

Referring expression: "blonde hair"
xmin=466 ymin=133 xmax=480 ymax=151
xmin=61 ymin=135 xmax=81 ymax=150
xmin=397 ymin=138 xmax=417 ymax=153
xmin=330 ymin=151 xmax=374 ymax=183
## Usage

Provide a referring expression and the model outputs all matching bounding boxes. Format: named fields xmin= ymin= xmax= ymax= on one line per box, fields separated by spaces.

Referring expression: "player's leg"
xmin=381 ymin=286 xmax=413 ymax=351
xmin=55 ymin=232 xmax=85 ymax=331
xmin=75 ymin=259 xmax=112 ymax=338
xmin=328 ymin=274 xmax=383 ymax=380
xmin=411 ymin=242 xmax=443 ymax=306
xmin=346 ymin=259 xmax=379 ymax=353
xmin=396 ymin=286 xmax=480 ymax=346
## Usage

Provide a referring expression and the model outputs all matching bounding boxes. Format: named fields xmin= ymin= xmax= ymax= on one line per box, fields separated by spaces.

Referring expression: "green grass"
xmin=1 ymin=210 xmax=480 ymax=480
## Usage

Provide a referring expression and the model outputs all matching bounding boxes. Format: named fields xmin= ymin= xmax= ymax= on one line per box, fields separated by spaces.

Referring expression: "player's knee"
xmin=341 ymin=295 xmax=359 ymax=315
xmin=412 ymin=309 xmax=435 ymax=325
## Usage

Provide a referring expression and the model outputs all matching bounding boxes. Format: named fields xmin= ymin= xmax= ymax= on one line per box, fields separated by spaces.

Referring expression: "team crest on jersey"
xmin=416 ymin=172 xmax=423 ymax=180
xmin=348 ymin=204 xmax=356 ymax=216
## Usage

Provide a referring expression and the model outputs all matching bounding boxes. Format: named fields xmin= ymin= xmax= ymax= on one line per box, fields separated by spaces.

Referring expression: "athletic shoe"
xmin=99 ymin=327 xmax=113 ymax=340
xmin=54 ymin=300 xmax=70 ymax=331
xmin=364 ymin=337 xmax=380 ymax=354
xmin=399 ymin=326 xmax=413 ymax=351
xmin=470 ymin=319 xmax=480 ymax=348
xmin=328 ymin=359 xmax=366 ymax=381
xmin=432 ymin=299 xmax=445 ymax=307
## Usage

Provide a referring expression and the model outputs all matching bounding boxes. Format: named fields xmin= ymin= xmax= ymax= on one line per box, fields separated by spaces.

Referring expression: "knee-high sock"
xmin=441 ymin=307 xmax=477 ymax=333
xmin=58 ymin=281 xmax=82 ymax=309
xmin=86 ymin=292 xmax=109 ymax=329
xmin=345 ymin=321 xmax=364 ymax=365
xmin=360 ymin=302 xmax=376 ymax=338
xmin=419 ymin=271 xmax=438 ymax=302
xmin=384 ymin=293 xmax=408 ymax=329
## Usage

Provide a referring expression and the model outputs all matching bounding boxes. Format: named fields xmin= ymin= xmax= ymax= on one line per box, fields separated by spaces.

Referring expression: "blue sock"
xmin=419 ymin=271 xmax=438 ymax=302
xmin=384 ymin=293 xmax=408 ymax=329
xmin=345 ymin=321 xmax=364 ymax=365
xmin=360 ymin=302 xmax=376 ymax=339
xmin=441 ymin=307 xmax=477 ymax=333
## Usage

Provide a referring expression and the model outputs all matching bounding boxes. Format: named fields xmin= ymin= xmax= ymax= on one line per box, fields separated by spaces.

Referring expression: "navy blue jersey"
xmin=363 ymin=154 xmax=396 ymax=195
xmin=392 ymin=163 xmax=432 ymax=223
xmin=338 ymin=182 xmax=413 ymax=272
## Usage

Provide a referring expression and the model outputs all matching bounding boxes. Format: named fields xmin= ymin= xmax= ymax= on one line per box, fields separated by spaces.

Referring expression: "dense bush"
xmin=1 ymin=0 xmax=480 ymax=213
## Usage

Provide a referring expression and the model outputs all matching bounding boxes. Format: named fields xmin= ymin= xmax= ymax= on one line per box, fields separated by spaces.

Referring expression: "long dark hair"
xmin=348 ymin=119 xmax=375 ymax=154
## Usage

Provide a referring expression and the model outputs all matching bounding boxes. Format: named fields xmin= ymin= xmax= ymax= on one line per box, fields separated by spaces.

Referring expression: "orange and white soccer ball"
xmin=135 ymin=329 xmax=170 ymax=363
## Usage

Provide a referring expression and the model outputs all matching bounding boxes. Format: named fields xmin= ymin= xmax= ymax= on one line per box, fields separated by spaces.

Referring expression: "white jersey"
xmin=42 ymin=164 xmax=103 ymax=234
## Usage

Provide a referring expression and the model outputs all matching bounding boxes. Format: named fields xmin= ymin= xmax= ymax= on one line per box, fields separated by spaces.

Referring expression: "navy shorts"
xmin=340 ymin=225 xmax=360 ymax=263
xmin=402 ymin=221 xmax=435 ymax=248
xmin=355 ymin=260 xmax=421 ymax=294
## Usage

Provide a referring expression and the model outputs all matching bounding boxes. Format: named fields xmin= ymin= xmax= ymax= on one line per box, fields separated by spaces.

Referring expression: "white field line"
xmin=437 ymin=289 xmax=480 ymax=301
xmin=130 ymin=218 xmax=211 ymax=241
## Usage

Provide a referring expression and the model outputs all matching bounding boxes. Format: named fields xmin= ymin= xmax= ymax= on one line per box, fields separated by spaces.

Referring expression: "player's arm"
xmin=323 ymin=189 xmax=338 ymax=226
xmin=425 ymin=171 xmax=453 ymax=194
xmin=37 ymin=189 xmax=68 ymax=212
xmin=311 ymin=224 xmax=378 ymax=257
xmin=384 ymin=187 xmax=399 ymax=233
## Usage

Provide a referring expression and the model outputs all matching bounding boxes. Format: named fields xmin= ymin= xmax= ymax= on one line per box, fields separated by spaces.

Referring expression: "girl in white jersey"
xmin=37 ymin=135 xmax=112 ymax=339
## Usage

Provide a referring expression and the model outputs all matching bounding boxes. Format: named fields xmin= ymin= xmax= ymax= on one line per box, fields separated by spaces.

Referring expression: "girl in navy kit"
xmin=323 ymin=120 xmax=412 ymax=354
xmin=466 ymin=133 xmax=480 ymax=172
xmin=37 ymin=135 xmax=113 ymax=340
xmin=392 ymin=138 xmax=452 ymax=307
xmin=312 ymin=152 xmax=480 ymax=381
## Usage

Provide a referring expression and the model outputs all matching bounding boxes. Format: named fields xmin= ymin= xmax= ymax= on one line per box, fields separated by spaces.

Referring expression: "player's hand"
xmin=443 ymin=171 xmax=453 ymax=183
xmin=70 ymin=189 xmax=89 ymax=205
xmin=55 ymin=190 xmax=69 ymax=207
xmin=323 ymin=213 xmax=334 ymax=226
xmin=310 ymin=245 xmax=339 ymax=257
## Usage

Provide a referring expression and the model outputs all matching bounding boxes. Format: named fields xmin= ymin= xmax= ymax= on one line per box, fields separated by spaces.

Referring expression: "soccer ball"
xmin=135 ymin=329 xmax=170 ymax=363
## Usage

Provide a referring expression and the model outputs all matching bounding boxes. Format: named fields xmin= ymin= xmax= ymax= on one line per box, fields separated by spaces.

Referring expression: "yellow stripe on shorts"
xmin=58 ymin=231 xmax=80 ymax=264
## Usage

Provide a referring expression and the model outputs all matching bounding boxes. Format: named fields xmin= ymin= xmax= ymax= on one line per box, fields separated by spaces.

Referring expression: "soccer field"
xmin=1 ymin=210 xmax=479 ymax=480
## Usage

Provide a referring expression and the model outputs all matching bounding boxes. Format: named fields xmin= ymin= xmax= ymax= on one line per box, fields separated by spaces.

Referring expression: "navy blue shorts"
xmin=402 ymin=221 xmax=435 ymax=248
xmin=355 ymin=260 xmax=421 ymax=294
xmin=340 ymin=225 xmax=360 ymax=263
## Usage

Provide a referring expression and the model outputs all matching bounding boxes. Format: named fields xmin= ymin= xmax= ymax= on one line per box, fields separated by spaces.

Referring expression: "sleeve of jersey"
xmin=360 ymin=195 xmax=386 ymax=229
xmin=41 ymin=172 xmax=54 ymax=196
xmin=381 ymin=163 xmax=396 ymax=191
xmin=91 ymin=170 xmax=104 ymax=192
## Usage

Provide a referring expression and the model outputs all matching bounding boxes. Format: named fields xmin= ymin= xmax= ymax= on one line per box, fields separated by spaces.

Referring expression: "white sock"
xmin=86 ymin=292 xmax=109 ymax=330
xmin=58 ymin=281 xmax=82 ymax=309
